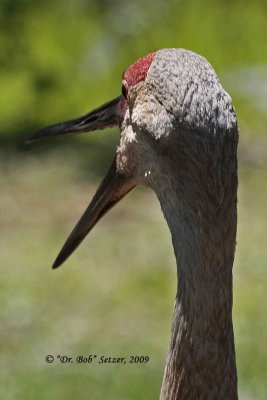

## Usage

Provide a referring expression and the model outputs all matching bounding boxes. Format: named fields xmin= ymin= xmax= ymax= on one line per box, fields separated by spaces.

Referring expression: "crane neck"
xmin=155 ymin=129 xmax=238 ymax=399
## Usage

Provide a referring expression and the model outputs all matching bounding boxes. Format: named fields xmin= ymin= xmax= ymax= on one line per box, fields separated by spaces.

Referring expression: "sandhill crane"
xmin=28 ymin=48 xmax=238 ymax=399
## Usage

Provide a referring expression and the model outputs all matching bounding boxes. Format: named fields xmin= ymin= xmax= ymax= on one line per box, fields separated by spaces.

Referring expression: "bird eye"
xmin=122 ymin=80 xmax=128 ymax=98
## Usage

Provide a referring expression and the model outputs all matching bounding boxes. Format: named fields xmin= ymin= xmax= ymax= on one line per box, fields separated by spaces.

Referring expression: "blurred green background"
xmin=1 ymin=1 xmax=267 ymax=399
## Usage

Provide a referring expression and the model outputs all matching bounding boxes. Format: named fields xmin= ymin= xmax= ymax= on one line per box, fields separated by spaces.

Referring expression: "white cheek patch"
xmin=116 ymin=86 xmax=170 ymax=185
xmin=116 ymin=113 xmax=140 ymax=177
xmin=126 ymin=128 xmax=136 ymax=143
xmin=131 ymin=93 xmax=174 ymax=141
xmin=120 ymin=109 xmax=136 ymax=142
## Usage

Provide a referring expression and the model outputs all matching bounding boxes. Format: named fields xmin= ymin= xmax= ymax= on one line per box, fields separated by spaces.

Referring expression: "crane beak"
xmin=27 ymin=96 xmax=121 ymax=142
xmin=27 ymin=96 xmax=135 ymax=268
xmin=52 ymin=158 xmax=135 ymax=269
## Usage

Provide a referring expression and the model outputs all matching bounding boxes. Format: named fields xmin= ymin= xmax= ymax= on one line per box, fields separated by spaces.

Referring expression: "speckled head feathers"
xmin=117 ymin=48 xmax=238 ymax=187
xmin=121 ymin=48 xmax=237 ymax=134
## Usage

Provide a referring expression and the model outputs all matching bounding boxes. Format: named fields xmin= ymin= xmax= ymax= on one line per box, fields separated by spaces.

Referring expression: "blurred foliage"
xmin=1 ymin=1 xmax=267 ymax=400
xmin=1 ymin=0 xmax=267 ymax=150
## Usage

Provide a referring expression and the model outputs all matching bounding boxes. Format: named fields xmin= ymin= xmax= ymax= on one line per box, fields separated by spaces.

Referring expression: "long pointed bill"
xmin=27 ymin=96 xmax=121 ymax=142
xmin=52 ymin=158 xmax=135 ymax=269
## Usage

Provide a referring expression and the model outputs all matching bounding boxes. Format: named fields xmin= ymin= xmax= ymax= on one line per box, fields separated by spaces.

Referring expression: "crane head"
xmin=28 ymin=49 xmax=237 ymax=268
